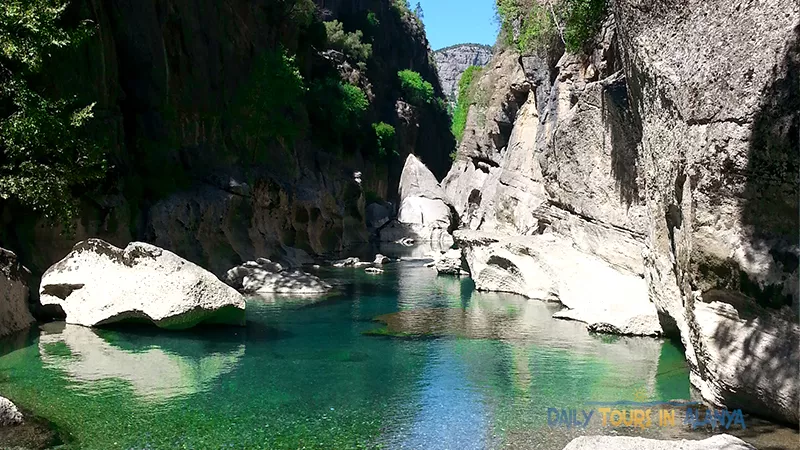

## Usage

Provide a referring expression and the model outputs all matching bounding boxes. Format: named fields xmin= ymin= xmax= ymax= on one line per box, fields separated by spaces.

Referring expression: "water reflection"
xmin=38 ymin=323 xmax=245 ymax=401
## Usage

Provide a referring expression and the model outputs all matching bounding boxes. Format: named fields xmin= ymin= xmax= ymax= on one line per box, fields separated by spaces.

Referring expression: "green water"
xmin=0 ymin=260 xmax=692 ymax=449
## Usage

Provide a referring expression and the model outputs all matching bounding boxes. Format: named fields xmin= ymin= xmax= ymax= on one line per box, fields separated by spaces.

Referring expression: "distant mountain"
xmin=434 ymin=44 xmax=493 ymax=102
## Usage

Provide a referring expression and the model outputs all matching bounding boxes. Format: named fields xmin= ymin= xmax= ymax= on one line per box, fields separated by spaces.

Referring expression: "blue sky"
xmin=415 ymin=0 xmax=498 ymax=50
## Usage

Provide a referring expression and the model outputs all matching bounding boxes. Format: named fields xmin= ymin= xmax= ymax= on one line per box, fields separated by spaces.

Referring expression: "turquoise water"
xmin=0 ymin=260 xmax=692 ymax=449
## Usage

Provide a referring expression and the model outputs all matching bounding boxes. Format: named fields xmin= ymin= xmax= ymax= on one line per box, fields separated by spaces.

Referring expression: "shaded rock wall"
xmin=0 ymin=249 xmax=35 ymax=337
xmin=0 ymin=0 xmax=453 ymax=277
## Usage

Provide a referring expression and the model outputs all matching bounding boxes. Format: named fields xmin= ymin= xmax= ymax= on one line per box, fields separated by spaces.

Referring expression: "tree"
xmin=0 ymin=1 xmax=105 ymax=225
xmin=414 ymin=2 xmax=424 ymax=20
xmin=397 ymin=70 xmax=434 ymax=105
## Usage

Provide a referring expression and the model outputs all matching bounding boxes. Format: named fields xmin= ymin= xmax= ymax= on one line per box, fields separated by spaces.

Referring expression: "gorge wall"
xmin=0 ymin=0 xmax=454 ymax=278
xmin=434 ymin=43 xmax=493 ymax=103
xmin=444 ymin=0 xmax=799 ymax=425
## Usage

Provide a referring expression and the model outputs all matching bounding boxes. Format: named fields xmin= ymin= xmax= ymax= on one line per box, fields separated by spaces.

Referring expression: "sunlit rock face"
xmin=455 ymin=231 xmax=661 ymax=336
xmin=442 ymin=0 xmax=800 ymax=425
xmin=434 ymin=44 xmax=493 ymax=102
xmin=380 ymin=155 xmax=456 ymax=247
xmin=40 ymin=239 xmax=246 ymax=330
xmin=39 ymin=323 xmax=245 ymax=401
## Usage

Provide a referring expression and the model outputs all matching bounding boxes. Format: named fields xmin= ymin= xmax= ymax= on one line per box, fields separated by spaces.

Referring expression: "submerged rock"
xmin=365 ymin=267 xmax=384 ymax=275
xmin=40 ymin=239 xmax=246 ymax=329
xmin=373 ymin=254 xmax=390 ymax=265
xmin=0 ymin=248 xmax=35 ymax=337
xmin=332 ymin=257 xmax=361 ymax=268
xmin=562 ymin=434 xmax=754 ymax=450
xmin=225 ymin=259 xmax=331 ymax=294
xmin=456 ymin=231 xmax=662 ymax=336
xmin=0 ymin=396 xmax=23 ymax=427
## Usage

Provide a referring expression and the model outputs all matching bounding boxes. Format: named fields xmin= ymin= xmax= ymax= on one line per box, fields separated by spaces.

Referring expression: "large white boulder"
xmin=40 ymin=239 xmax=246 ymax=329
xmin=380 ymin=154 xmax=455 ymax=245
xmin=562 ymin=434 xmax=755 ymax=450
xmin=224 ymin=259 xmax=331 ymax=294
xmin=0 ymin=248 xmax=35 ymax=337
xmin=456 ymin=230 xmax=662 ymax=336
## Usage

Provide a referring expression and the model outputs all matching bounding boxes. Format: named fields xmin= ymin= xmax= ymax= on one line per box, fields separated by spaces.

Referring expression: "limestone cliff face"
xmin=444 ymin=1 xmax=799 ymax=424
xmin=434 ymin=44 xmax=493 ymax=102
xmin=0 ymin=0 xmax=454 ymax=277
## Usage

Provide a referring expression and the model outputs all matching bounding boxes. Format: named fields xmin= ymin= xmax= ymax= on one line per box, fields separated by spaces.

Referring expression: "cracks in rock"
xmin=685 ymin=115 xmax=751 ymax=127
xmin=545 ymin=200 xmax=645 ymax=240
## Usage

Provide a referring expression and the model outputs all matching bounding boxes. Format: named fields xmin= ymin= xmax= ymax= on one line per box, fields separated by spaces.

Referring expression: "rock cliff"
xmin=443 ymin=0 xmax=799 ymax=424
xmin=0 ymin=249 xmax=35 ymax=337
xmin=0 ymin=0 xmax=454 ymax=278
xmin=434 ymin=44 xmax=493 ymax=102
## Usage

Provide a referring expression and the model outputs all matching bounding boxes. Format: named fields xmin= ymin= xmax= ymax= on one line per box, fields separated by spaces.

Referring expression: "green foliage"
xmin=366 ymin=11 xmax=379 ymax=28
xmin=391 ymin=0 xmax=424 ymax=31
xmin=0 ymin=0 xmax=105 ymax=225
xmin=372 ymin=122 xmax=396 ymax=157
xmin=397 ymin=70 xmax=434 ymax=105
xmin=563 ymin=0 xmax=607 ymax=53
xmin=324 ymin=20 xmax=372 ymax=63
xmin=232 ymin=48 xmax=305 ymax=161
xmin=451 ymin=65 xmax=482 ymax=142
xmin=339 ymin=83 xmax=369 ymax=123
xmin=496 ymin=0 xmax=555 ymax=54
xmin=309 ymin=78 xmax=368 ymax=131
xmin=496 ymin=0 xmax=607 ymax=54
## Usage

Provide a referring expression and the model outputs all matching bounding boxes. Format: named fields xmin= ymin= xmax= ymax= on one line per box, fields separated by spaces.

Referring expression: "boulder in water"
xmin=373 ymin=254 xmax=390 ymax=265
xmin=456 ymin=230 xmax=662 ymax=336
xmin=332 ymin=257 xmax=361 ymax=268
xmin=225 ymin=259 xmax=331 ymax=294
xmin=0 ymin=397 xmax=23 ymax=427
xmin=40 ymin=239 xmax=246 ymax=329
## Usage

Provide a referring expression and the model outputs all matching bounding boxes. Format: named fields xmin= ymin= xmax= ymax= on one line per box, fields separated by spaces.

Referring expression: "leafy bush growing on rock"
xmin=324 ymin=20 xmax=372 ymax=64
xmin=451 ymin=65 xmax=483 ymax=143
xmin=496 ymin=0 xmax=607 ymax=54
xmin=232 ymin=48 xmax=306 ymax=157
xmin=307 ymin=78 xmax=369 ymax=149
xmin=0 ymin=0 xmax=106 ymax=225
xmin=397 ymin=69 xmax=434 ymax=105
xmin=562 ymin=0 xmax=607 ymax=53
xmin=372 ymin=122 xmax=396 ymax=157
